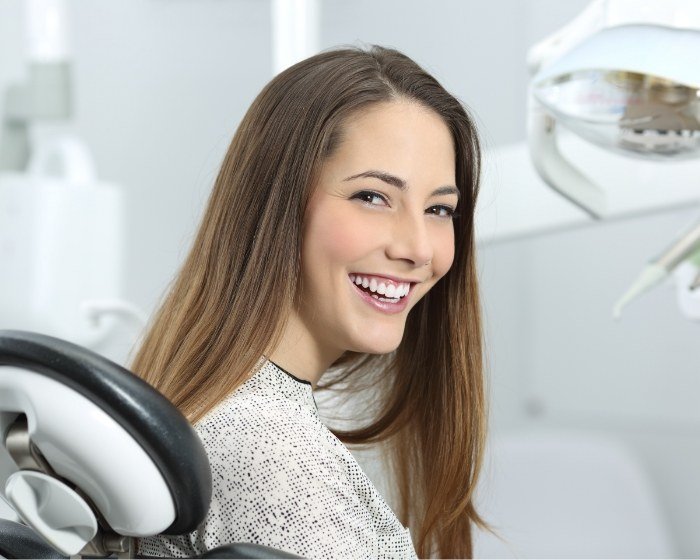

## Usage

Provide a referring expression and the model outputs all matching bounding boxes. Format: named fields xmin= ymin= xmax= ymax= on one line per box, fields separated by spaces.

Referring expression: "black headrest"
xmin=0 ymin=330 xmax=212 ymax=535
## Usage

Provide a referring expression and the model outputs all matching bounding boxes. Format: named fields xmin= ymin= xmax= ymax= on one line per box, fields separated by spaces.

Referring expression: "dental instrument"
xmin=613 ymin=222 xmax=700 ymax=319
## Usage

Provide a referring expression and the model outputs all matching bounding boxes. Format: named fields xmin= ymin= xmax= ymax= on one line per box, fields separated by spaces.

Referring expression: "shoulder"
xmin=190 ymin=395 xmax=380 ymax=557
xmin=195 ymin=392 xmax=325 ymax=455
xmin=194 ymin=392 xmax=354 ymax=496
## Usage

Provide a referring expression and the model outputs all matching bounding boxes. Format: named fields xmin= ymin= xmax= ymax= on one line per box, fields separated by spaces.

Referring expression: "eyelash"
xmin=351 ymin=190 xmax=460 ymax=219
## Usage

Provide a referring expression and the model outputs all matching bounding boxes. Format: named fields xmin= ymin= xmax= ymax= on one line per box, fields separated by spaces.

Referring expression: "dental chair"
xmin=0 ymin=330 xmax=302 ymax=559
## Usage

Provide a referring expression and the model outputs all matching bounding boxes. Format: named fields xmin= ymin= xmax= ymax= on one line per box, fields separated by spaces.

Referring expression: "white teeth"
xmin=349 ymin=275 xmax=411 ymax=298
xmin=372 ymin=294 xmax=399 ymax=302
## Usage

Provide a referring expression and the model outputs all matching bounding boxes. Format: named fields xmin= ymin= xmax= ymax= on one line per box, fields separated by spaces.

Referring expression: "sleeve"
xmin=137 ymin=398 xmax=380 ymax=559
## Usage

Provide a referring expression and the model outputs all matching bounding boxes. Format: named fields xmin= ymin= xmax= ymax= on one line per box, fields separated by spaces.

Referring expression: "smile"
xmin=349 ymin=274 xmax=411 ymax=299
xmin=348 ymin=274 xmax=414 ymax=314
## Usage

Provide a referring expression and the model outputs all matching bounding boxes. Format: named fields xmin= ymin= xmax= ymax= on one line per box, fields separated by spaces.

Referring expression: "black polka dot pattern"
xmin=137 ymin=359 xmax=417 ymax=559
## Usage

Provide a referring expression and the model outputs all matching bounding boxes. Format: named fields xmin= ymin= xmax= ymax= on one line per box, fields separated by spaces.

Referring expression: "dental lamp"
xmin=527 ymin=0 xmax=700 ymax=319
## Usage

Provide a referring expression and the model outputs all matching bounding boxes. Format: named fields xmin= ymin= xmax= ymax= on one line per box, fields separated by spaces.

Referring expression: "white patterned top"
xmin=137 ymin=359 xmax=417 ymax=559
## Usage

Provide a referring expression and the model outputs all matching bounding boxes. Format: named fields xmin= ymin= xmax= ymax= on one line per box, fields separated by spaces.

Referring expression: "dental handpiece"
xmin=654 ymin=221 xmax=700 ymax=272
xmin=613 ymin=219 xmax=700 ymax=319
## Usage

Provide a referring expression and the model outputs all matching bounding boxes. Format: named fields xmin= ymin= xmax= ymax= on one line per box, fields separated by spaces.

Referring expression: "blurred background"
xmin=1 ymin=0 xmax=699 ymax=557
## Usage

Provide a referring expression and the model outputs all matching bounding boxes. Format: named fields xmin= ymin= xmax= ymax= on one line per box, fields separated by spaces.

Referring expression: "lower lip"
xmin=348 ymin=276 xmax=411 ymax=314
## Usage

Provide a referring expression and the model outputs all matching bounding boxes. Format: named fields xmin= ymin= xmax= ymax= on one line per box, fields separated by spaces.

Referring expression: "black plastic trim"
xmin=0 ymin=519 xmax=67 ymax=559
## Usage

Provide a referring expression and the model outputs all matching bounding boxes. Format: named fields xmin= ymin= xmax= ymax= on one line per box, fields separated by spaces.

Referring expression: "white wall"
xmin=2 ymin=0 xmax=276 ymax=316
xmin=2 ymin=0 xmax=699 ymax=555
xmin=479 ymin=208 xmax=700 ymax=555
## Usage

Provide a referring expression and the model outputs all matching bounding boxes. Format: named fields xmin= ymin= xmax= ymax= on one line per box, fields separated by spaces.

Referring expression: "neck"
xmin=267 ymin=312 xmax=343 ymax=389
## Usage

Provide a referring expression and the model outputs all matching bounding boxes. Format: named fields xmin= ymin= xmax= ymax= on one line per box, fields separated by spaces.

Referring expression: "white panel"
xmin=0 ymin=174 xmax=125 ymax=347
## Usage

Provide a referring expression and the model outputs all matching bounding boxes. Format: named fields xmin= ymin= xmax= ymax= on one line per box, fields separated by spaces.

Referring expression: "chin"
xmin=350 ymin=334 xmax=403 ymax=355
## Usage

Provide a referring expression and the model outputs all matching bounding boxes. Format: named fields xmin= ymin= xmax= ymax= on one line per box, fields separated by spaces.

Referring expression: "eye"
xmin=351 ymin=190 xmax=389 ymax=207
xmin=427 ymin=205 xmax=460 ymax=219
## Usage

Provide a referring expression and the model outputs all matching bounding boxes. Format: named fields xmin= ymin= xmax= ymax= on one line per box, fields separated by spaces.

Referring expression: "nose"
xmin=385 ymin=209 xmax=434 ymax=267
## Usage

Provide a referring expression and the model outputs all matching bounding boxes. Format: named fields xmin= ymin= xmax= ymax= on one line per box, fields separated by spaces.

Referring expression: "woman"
xmin=132 ymin=44 xmax=492 ymax=559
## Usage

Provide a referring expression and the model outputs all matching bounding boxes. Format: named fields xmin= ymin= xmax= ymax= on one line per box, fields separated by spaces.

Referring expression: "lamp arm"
xmin=527 ymin=0 xmax=606 ymax=74
xmin=527 ymin=92 xmax=607 ymax=220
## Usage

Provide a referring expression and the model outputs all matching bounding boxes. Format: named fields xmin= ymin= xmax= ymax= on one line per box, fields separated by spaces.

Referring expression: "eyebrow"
xmin=343 ymin=170 xmax=460 ymax=199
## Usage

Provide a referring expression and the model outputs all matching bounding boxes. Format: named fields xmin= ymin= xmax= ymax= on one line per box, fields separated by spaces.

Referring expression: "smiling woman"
xmin=280 ymin=100 xmax=460 ymax=370
xmin=129 ymin=44 xmax=493 ymax=559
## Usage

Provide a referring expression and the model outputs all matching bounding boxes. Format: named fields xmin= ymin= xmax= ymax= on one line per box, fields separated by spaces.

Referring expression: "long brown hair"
xmin=129 ymin=44 xmax=494 ymax=558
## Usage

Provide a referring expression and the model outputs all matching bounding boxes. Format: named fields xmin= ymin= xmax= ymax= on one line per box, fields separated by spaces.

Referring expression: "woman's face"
xmin=296 ymin=100 xmax=459 ymax=360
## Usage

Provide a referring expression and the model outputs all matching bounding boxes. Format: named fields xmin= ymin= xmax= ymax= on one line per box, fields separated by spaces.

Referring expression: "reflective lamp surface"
xmin=534 ymin=69 xmax=700 ymax=160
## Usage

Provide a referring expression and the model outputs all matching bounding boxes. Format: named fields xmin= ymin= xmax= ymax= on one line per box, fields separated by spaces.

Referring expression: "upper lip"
xmin=350 ymin=272 xmax=423 ymax=284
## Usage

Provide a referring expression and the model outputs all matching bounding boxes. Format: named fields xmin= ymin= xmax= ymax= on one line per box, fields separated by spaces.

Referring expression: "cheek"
xmin=432 ymin=226 xmax=456 ymax=279
xmin=303 ymin=203 xmax=378 ymax=270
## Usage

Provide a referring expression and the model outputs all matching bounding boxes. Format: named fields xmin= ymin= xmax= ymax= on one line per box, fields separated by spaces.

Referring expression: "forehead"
xmin=323 ymin=100 xmax=456 ymax=183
